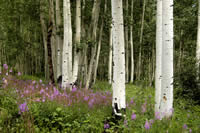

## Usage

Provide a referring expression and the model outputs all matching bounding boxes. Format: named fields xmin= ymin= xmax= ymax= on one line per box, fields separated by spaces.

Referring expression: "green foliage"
xmin=19 ymin=75 xmax=45 ymax=82
xmin=174 ymin=55 xmax=200 ymax=104
xmin=92 ymin=80 xmax=111 ymax=91
xmin=0 ymin=80 xmax=200 ymax=132
xmin=0 ymin=87 xmax=22 ymax=132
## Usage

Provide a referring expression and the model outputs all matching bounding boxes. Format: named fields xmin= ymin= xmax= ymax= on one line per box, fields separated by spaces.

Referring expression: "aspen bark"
xmin=56 ymin=0 xmax=63 ymax=79
xmin=159 ymin=0 xmax=174 ymax=118
xmin=62 ymin=0 xmax=73 ymax=89
xmin=155 ymin=0 xmax=162 ymax=113
xmin=108 ymin=26 xmax=113 ymax=84
xmin=73 ymin=0 xmax=81 ymax=83
xmin=112 ymin=0 xmax=126 ymax=116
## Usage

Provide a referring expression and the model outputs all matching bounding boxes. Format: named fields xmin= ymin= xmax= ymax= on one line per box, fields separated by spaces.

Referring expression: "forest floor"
xmin=0 ymin=74 xmax=200 ymax=132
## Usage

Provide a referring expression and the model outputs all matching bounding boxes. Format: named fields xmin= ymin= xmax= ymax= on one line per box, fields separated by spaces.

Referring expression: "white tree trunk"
xmin=196 ymin=0 xmax=200 ymax=80
xmin=62 ymin=0 xmax=72 ymax=89
xmin=72 ymin=0 xmax=81 ymax=83
xmin=108 ymin=27 xmax=113 ymax=84
xmin=56 ymin=0 xmax=62 ymax=79
xmin=112 ymin=0 xmax=126 ymax=116
xmin=159 ymin=0 xmax=174 ymax=118
xmin=130 ymin=0 xmax=134 ymax=83
xmin=155 ymin=0 xmax=162 ymax=113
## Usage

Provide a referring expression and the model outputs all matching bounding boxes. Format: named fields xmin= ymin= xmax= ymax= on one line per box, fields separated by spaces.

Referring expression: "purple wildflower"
xmin=150 ymin=119 xmax=154 ymax=125
xmin=0 ymin=71 xmax=1 ymax=75
xmin=18 ymin=72 xmax=21 ymax=76
xmin=72 ymin=87 xmax=77 ymax=92
xmin=6 ymin=72 xmax=8 ymax=76
xmin=3 ymin=64 xmax=8 ymax=70
xmin=131 ymin=113 xmax=136 ymax=120
xmin=35 ymin=98 xmax=40 ymax=102
xmin=155 ymin=112 xmax=161 ymax=120
xmin=53 ymin=87 xmax=59 ymax=96
xmin=32 ymin=80 xmax=36 ymax=84
xmin=104 ymin=123 xmax=110 ymax=129
xmin=40 ymin=89 xmax=45 ymax=94
xmin=9 ymin=69 xmax=12 ymax=73
xmin=88 ymin=99 xmax=94 ymax=108
xmin=124 ymin=120 xmax=128 ymax=126
xmin=42 ymin=96 xmax=46 ymax=102
xmin=183 ymin=124 xmax=187 ymax=129
xmin=189 ymin=129 xmax=192 ymax=133
xmin=141 ymin=102 xmax=147 ymax=113
xmin=130 ymin=98 xmax=134 ymax=104
xmin=144 ymin=120 xmax=150 ymax=130
xmin=19 ymin=102 xmax=28 ymax=114
xmin=84 ymin=96 xmax=89 ymax=101
xmin=39 ymin=79 xmax=42 ymax=83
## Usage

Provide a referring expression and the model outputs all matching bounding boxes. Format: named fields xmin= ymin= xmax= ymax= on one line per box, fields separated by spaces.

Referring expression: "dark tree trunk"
xmin=47 ymin=20 xmax=55 ymax=83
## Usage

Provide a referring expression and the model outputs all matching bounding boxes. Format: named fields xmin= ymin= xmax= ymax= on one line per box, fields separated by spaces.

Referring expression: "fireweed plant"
xmin=0 ymin=65 xmax=200 ymax=132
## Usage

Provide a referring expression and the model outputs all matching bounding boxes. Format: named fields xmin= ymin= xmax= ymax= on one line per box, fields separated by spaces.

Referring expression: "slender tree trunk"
xmin=178 ymin=30 xmax=183 ymax=75
xmin=47 ymin=20 xmax=55 ymax=83
xmin=137 ymin=0 xmax=146 ymax=80
xmin=73 ymin=0 xmax=81 ymax=83
xmin=56 ymin=0 xmax=63 ymax=79
xmin=196 ymin=0 xmax=200 ymax=80
xmin=112 ymin=0 xmax=126 ymax=116
xmin=108 ymin=26 xmax=113 ymax=84
xmin=0 ymin=44 xmax=2 ymax=72
xmin=40 ymin=0 xmax=49 ymax=80
xmin=159 ymin=0 xmax=174 ymax=118
xmin=93 ymin=27 xmax=103 ymax=84
xmin=81 ymin=0 xmax=87 ymax=85
xmin=92 ymin=23 xmax=103 ymax=85
xmin=85 ymin=0 xmax=101 ymax=89
xmin=151 ymin=43 xmax=155 ymax=86
xmin=49 ymin=0 xmax=57 ymax=82
xmin=130 ymin=0 xmax=134 ymax=83
xmin=148 ymin=55 xmax=151 ymax=85
xmin=92 ymin=0 xmax=107 ymax=85
xmin=155 ymin=0 xmax=162 ymax=113
xmin=125 ymin=0 xmax=129 ymax=83
xmin=62 ymin=0 xmax=73 ymax=89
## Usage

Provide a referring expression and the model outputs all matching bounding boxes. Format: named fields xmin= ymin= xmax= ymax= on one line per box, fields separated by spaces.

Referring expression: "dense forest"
xmin=0 ymin=0 xmax=200 ymax=132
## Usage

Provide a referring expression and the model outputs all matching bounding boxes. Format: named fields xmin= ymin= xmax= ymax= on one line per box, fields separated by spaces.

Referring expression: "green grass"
xmin=0 ymin=77 xmax=200 ymax=132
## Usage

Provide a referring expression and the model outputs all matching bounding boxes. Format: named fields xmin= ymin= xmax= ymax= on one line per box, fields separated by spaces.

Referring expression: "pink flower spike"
xmin=131 ymin=113 xmax=136 ymax=120
xmin=3 ymin=64 xmax=8 ymax=70
xmin=18 ymin=72 xmax=21 ymax=76
xmin=144 ymin=120 xmax=150 ymax=130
